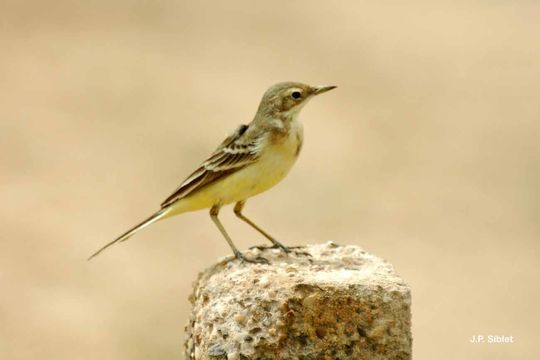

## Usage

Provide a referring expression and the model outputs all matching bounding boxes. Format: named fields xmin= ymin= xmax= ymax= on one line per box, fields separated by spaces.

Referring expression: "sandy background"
xmin=1 ymin=1 xmax=539 ymax=359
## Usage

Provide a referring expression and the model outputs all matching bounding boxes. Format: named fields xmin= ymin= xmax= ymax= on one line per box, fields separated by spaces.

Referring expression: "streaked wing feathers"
xmin=160 ymin=124 xmax=261 ymax=207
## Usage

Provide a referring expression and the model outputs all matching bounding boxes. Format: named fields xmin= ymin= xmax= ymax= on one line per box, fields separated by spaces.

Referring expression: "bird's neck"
xmin=253 ymin=108 xmax=301 ymax=133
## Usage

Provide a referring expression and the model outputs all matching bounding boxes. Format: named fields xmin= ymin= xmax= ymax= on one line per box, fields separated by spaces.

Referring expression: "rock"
xmin=184 ymin=242 xmax=412 ymax=359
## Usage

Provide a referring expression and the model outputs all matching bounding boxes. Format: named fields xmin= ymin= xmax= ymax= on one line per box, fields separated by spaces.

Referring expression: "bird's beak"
xmin=312 ymin=85 xmax=337 ymax=95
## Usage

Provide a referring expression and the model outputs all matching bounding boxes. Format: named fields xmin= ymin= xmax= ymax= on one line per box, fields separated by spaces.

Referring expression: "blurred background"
xmin=1 ymin=1 xmax=539 ymax=359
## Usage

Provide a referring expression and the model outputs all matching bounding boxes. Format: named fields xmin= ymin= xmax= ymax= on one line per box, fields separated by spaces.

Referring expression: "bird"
xmin=89 ymin=82 xmax=336 ymax=263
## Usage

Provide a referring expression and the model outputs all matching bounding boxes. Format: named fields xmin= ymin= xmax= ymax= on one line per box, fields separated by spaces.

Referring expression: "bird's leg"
xmin=210 ymin=205 xmax=269 ymax=264
xmin=233 ymin=201 xmax=311 ymax=257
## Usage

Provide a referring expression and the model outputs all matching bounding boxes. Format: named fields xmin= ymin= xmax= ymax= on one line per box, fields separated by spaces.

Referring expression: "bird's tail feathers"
xmin=88 ymin=207 xmax=170 ymax=261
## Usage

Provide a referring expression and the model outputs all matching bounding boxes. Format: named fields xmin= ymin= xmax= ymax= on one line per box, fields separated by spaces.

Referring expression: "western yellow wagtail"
xmin=89 ymin=82 xmax=336 ymax=263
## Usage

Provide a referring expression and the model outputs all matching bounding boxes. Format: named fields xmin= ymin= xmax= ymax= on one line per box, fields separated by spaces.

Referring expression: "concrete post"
xmin=185 ymin=242 xmax=412 ymax=359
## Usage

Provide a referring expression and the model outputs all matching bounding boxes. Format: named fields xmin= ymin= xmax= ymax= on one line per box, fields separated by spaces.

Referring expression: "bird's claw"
xmin=234 ymin=251 xmax=270 ymax=264
xmin=289 ymin=247 xmax=312 ymax=257
xmin=250 ymin=243 xmax=312 ymax=258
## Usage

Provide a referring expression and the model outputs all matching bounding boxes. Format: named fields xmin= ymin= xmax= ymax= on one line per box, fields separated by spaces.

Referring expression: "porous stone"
xmin=184 ymin=242 xmax=412 ymax=359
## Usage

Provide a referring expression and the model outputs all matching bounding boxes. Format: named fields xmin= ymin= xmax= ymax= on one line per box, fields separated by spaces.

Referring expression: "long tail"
xmin=88 ymin=208 xmax=169 ymax=261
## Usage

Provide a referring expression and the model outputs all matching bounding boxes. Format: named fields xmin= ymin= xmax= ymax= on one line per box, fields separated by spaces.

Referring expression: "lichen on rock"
xmin=184 ymin=242 xmax=412 ymax=360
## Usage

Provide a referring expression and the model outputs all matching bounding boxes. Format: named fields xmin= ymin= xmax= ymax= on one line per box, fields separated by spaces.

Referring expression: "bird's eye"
xmin=291 ymin=91 xmax=302 ymax=99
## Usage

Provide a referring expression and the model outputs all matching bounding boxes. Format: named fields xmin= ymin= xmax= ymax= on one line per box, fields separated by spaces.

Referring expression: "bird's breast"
xmin=174 ymin=122 xmax=304 ymax=209
xmin=248 ymin=121 xmax=303 ymax=190
xmin=267 ymin=120 xmax=304 ymax=158
xmin=216 ymin=121 xmax=304 ymax=202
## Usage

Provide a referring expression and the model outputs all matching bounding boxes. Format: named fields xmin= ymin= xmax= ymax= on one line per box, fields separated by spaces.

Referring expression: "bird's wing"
xmin=160 ymin=124 xmax=262 ymax=207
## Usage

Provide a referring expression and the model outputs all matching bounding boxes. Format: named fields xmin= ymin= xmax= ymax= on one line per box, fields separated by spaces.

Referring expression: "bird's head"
xmin=256 ymin=82 xmax=336 ymax=120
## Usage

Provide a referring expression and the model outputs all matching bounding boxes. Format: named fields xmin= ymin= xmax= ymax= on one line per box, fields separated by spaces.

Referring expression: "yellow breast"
xmin=219 ymin=121 xmax=303 ymax=202
xmin=164 ymin=121 xmax=304 ymax=216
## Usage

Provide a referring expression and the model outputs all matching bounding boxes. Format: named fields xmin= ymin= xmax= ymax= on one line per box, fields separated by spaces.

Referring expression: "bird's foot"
xmin=250 ymin=243 xmax=312 ymax=258
xmin=285 ymin=245 xmax=312 ymax=258
xmin=234 ymin=251 xmax=270 ymax=265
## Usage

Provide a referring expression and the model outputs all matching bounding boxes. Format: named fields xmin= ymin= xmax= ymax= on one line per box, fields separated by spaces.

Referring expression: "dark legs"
xmin=210 ymin=205 xmax=268 ymax=264
xmin=233 ymin=201 xmax=292 ymax=253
